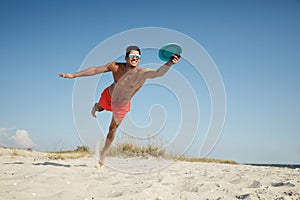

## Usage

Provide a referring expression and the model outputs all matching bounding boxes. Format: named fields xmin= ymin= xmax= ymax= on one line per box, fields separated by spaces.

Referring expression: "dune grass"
xmin=0 ymin=147 xmax=28 ymax=157
xmin=176 ymin=156 xmax=239 ymax=164
xmin=1 ymin=137 xmax=238 ymax=164
xmin=104 ymin=133 xmax=239 ymax=165
xmin=106 ymin=133 xmax=165 ymax=158
xmin=0 ymin=146 xmax=91 ymax=160
xmin=10 ymin=148 xmax=19 ymax=157
xmin=47 ymin=145 xmax=91 ymax=160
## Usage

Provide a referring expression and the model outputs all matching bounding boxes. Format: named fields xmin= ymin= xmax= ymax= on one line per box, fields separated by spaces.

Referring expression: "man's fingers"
xmin=170 ymin=54 xmax=180 ymax=63
xmin=59 ymin=74 xmax=69 ymax=78
xmin=172 ymin=54 xmax=181 ymax=59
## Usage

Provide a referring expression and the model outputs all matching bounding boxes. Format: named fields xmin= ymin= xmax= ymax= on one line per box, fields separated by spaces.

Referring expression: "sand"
xmin=0 ymin=148 xmax=299 ymax=200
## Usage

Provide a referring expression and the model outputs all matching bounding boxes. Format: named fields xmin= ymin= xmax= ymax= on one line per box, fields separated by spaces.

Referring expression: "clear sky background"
xmin=0 ymin=0 xmax=299 ymax=164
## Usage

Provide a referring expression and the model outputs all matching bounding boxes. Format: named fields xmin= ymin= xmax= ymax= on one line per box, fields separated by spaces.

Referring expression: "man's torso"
xmin=109 ymin=62 xmax=146 ymax=103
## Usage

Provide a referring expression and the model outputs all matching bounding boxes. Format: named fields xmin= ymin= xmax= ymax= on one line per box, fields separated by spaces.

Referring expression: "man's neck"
xmin=125 ymin=63 xmax=136 ymax=69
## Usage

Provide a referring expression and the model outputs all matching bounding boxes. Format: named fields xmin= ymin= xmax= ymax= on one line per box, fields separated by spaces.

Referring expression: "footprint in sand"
xmin=184 ymin=175 xmax=195 ymax=180
xmin=105 ymin=191 xmax=123 ymax=198
xmin=248 ymin=180 xmax=261 ymax=188
xmin=112 ymin=180 xmax=120 ymax=185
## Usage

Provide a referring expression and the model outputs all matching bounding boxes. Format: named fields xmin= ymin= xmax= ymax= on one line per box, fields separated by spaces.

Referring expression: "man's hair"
xmin=126 ymin=45 xmax=141 ymax=57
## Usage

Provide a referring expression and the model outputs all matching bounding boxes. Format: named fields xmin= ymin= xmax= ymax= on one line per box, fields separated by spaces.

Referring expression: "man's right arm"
xmin=59 ymin=62 xmax=113 ymax=79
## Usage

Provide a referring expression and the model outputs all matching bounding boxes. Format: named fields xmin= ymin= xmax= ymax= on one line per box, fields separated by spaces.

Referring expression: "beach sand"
xmin=0 ymin=147 xmax=299 ymax=200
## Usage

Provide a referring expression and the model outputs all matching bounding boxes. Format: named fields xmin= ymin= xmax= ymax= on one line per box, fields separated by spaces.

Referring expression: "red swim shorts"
xmin=112 ymin=101 xmax=130 ymax=123
xmin=99 ymin=87 xmax=112 ymax=111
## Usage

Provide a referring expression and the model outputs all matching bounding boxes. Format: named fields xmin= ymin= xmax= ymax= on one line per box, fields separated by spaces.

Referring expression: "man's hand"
xmin=59 ymin=73 xmax=76 ymax=79
xmin=167 ymin=54 xmax=181 ymax=65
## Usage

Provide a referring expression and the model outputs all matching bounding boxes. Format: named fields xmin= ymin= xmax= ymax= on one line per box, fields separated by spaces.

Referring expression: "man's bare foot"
xmin=91 ymin=103 xmax=97 ymax=118
xmin=91 ymin=103 xmax=104 ymax=118
xmin=95 ymin=160 xmax=104 ymax=169
xmin=91 ymin=103 xmax=99 ymax=118
xmin=94 ymin=160 xmax=104 ymax=169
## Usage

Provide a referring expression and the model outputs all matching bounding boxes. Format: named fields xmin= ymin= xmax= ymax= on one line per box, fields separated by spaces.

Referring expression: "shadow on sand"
xmin=3 ymin=162 xmax=25 ymax=165
xmin=32 ymin=162 xmax=71 ymax=168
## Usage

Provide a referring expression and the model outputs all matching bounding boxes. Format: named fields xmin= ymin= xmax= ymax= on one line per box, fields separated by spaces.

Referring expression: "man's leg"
xmin=99 ymin=117 xmax=118 ymax=166
xmin=91 ymin=103 xmax=104 ymax=118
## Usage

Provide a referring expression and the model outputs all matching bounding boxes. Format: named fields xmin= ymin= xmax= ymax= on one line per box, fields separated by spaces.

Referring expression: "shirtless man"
xmin=59 ymin=45 xmax=180 ymax=166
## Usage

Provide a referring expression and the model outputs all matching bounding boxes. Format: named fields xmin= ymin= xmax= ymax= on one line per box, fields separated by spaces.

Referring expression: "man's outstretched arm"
xmin=59 ymin=62 xmax=113 ymax=79
xmin=143 ymin=55 xmax=180 ymax=79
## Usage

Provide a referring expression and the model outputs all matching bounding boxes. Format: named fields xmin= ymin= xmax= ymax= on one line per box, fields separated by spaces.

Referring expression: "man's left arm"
xmin=144 ymin=55 xmax=180 ymax=79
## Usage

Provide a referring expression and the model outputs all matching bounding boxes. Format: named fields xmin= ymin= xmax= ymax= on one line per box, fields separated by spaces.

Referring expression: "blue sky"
xmin=0 ymin=0 xmax=299 ymax=164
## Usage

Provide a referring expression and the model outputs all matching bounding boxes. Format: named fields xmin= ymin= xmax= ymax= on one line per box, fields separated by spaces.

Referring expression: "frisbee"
xmin=158 ymin=43 xmax=182 ymax=62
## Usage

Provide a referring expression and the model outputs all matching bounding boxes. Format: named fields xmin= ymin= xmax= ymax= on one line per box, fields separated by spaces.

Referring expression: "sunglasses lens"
xmin=129 ymin=54 xmax=140 ymax=59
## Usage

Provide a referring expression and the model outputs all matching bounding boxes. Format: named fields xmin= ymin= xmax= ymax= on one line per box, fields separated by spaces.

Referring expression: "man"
xmin=59 ymin=45 xmax=180 ymax=166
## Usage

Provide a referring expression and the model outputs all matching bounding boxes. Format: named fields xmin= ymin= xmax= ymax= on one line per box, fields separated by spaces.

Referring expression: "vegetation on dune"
xmin=104 ymin=133 xmax=239 ymax=165
xmin=106 ymin=133 xmax=165 ymax=158
xmin=1 ymin=138 xmax=238 ymax=164
xmin=176 ymin=156 xmax=239 ymax=165
xmin=47 ymin=145 xmax=91 ymax=160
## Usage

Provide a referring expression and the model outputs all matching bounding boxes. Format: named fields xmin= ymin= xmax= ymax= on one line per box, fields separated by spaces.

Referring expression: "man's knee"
xmin=109 ymin=123 xmax=118 ymax=132
xmin=107 ymin=124 xmax=118 ymax=141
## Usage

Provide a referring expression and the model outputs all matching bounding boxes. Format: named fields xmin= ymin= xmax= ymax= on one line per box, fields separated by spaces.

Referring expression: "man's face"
xmin=125 ymin=50 xmax=140 ymax=67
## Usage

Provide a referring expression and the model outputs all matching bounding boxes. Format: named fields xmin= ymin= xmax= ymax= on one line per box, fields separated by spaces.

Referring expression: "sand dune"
xmin=0 ymin=148 xmax=299 ymax=200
